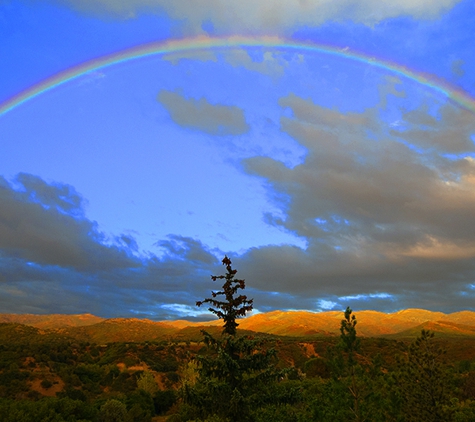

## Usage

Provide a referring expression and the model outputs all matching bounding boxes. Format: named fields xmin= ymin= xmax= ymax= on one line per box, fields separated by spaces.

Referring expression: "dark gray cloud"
xmin=156 ymin=235 xmax=219 ymax=265
xmin=0 ymin=174 xmax=139 ymax=271
xmin=0 ymin=180 xmax=222 ymax=318
xmin=157 ymin=90 xmax=249 ymax=136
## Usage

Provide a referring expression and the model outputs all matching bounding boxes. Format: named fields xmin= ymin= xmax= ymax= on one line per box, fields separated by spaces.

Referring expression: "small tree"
xmin=98 ymin=399 xmax=127 ymax=422
xmin=321 ymin=307 xmax=369 ymax=422
xmin=137 ymin=371 xmax=158 ymax=396
xmin=396 ymin=330 xmax=454 ymax=422
xmin=196 ymin=255 xmax=253 ymax=335
xmin=340 ymin=306 xmax=360 ymax=368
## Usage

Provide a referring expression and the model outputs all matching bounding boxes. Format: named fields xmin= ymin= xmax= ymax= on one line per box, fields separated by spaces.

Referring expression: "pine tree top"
xmin=196 ymin=256 xmax=253 ymax=336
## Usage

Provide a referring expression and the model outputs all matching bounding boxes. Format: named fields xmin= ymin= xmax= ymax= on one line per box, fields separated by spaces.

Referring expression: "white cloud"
xmin=159 ymin=303 xmax=212 ymax=318
xmin=56 ymin=0 xmax=463 ymax=32
xmin=317 ymin=299 xmax=338 ymax=310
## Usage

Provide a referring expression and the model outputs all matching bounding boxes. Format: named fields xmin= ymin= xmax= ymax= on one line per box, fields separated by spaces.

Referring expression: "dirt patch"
xmin=154 ymin=373 xmax=168 ymax=390
xmin=117 ymin=362 xmax=149 ymax=372
xmin=299 ymin=342 xmax=317 ymax=357
xmin=30 ymin=376 xmax=65 ymax=397
xmin=128 ymin=365 xmax=147 ymax=371
xmin=117 ymin=362 xmax=168 ymax=390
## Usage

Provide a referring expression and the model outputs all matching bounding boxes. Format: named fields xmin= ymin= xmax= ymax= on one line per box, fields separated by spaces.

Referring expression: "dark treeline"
xmin=1 ymin=257 xmax=475 ymax=421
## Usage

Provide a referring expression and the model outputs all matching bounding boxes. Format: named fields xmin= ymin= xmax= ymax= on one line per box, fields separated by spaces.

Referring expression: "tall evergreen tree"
xmin=196 ymin=255 xmax=253 ymax=336
xmin=340 ymin=306 xmax=360 ymax=368
xmin=181 ymin=256 xmax=280 ymax=421
xmin=339 ymin=307 xmax=365 ymax=422
xmin=396 ymin=329 xmax=453 ymax=422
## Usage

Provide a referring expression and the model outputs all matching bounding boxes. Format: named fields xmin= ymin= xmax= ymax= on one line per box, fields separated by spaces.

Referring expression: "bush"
xmin=154 ymin=389 xmax=177 ymax=415
xmin=99 ymin=399 xmax=127 ymax=422
xmin=40 ymin=379 xmax=53 ymax=389
xmin=304 ymin=357 xmax=330 ymax=379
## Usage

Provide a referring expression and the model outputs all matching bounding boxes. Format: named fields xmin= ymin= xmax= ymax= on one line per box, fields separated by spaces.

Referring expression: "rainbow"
xmin=1 ymin=35 xmax=475 ymax=116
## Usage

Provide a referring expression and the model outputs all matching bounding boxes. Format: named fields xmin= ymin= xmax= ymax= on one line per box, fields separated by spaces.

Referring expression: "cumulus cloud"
xmin=237 ymin=93 xmax=475 ymax=310
xmin=157 ymin=89 xmax=250 ymax=135
xmin=55 ymin=0 xmax=463 ymax=33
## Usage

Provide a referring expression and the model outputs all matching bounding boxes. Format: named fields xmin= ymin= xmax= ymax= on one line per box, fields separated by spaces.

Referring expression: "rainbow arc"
xmin=1 ymin=35 xmax=475 ymax=116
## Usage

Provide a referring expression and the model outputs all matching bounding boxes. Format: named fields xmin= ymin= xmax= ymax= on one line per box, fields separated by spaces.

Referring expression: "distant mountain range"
xmin=2 ymin=309 xmax=475 ymax=342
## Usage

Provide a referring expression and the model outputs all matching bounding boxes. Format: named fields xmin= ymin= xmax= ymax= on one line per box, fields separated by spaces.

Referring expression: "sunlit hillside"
xmin=3 ymin=309 xmax=475 ymax=341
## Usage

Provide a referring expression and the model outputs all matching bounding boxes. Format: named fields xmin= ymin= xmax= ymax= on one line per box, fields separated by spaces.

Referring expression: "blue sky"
xmin=1 ymin=0 xmax=475 ymax=320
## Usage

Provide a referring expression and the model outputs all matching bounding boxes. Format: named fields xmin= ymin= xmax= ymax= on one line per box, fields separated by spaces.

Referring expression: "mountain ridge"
xmin=2 ymin=309 xmax=475 ymax=341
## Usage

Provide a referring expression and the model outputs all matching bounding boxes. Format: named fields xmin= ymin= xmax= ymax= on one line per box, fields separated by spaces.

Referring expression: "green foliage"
xmin=111 ymin=371 xmax=138 ymax=393
xmin=74 ymin=363 xmax=104 ymax=384
xmin=97 ymin=343 xmax=127 ymax=365
xmin=328 ymin=307 xmax=385 ymax=422
xmin=339 ymin=307 xmax=364 ymax=420
xmin=182 ymin=256 xmax=283 ymax=421
xmin=396 ymin=329 xmax=454 ymax=422
xmin=182 ymin=331 xmax=282 ymax=421
xmin=2 ymin=305 xmax=475 ymax=421
xmin=252 ymin=403 xmax=307 ymax=422
xmin=154 ymin=389 xmax=177 ymax=415
xmin=125 ymin=389 xmax=154 ymax=421
xmin=458 ymin=359 xmax=472 ymax=373
xmin=99 ymin=399 xmax=127 ymax=422
xmin=40 ymin=379 xmax=53 ymax=389
xmin=309 ymin=377 xmax=354 ymax=421
xmin=0 ymin=397 xmax=97 ymax=422
xmin=304 ymin=357 xmax=330 ymax=378
xmin=59 ymin=387 xmax=88 ymax=402
xmin=136 ymin=370 xmax=158 ymax=395
xmin=339 ymin=306 xmax=360 ymax=368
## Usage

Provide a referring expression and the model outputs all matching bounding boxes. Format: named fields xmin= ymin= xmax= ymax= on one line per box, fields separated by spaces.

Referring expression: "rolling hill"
xmin=2 ymin=309 xmax=475 ymax=342
xmin=0 ymin=313 xmax=104 ymax=329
